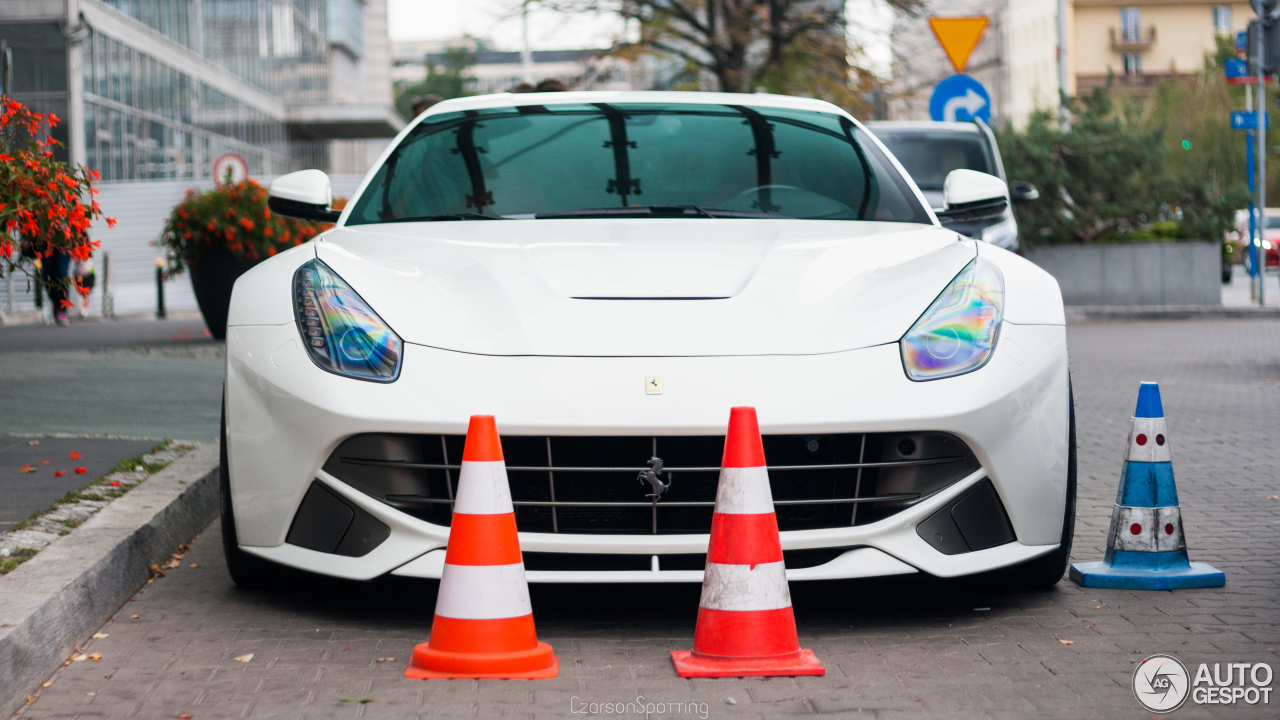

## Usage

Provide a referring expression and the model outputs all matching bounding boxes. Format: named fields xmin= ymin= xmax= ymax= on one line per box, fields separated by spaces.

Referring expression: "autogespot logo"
xmin=1133 ymin=654 xmax=1191 ymax=713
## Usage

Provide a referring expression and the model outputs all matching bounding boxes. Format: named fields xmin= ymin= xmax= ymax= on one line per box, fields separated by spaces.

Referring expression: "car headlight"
xmin=293 ymin=259 xmax=403 ymax=382
xmin=900 ymin=256 xmax=1004 ymax=381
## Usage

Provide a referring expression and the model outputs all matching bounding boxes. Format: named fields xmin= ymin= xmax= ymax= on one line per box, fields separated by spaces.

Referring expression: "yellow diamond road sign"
xmin=928 ymin=16 xmax=990 ymax=74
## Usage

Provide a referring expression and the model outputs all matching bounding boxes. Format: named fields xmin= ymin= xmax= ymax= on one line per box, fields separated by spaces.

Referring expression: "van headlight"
xmin=293 ymin=259 xmax=403 ymax=382
xmin=900 ymin=257 xmax=1004 ymax=381
xmin=980 ymin=216 xmax=1017 ymax=248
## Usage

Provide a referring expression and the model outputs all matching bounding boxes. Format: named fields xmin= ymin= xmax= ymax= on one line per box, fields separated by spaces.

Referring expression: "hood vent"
xmin=571 ymin=296 xmax=730 ymax=301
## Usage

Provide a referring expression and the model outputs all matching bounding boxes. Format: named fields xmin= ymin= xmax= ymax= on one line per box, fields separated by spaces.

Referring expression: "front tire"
xmin=220 ymin=401 xmax=278 ymax=590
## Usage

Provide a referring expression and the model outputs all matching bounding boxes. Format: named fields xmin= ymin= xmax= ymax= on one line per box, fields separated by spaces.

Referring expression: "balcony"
xmin=1111 ymin=25 xmax=1157 ymax=51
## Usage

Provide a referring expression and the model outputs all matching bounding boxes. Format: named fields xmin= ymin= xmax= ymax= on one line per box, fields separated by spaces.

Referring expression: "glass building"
xmin=0 ymin=0 xmax=399 ymax=181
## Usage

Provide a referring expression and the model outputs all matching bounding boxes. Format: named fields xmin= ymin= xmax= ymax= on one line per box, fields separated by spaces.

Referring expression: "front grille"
xmin=323 ymin=432 xmax=980 ymax=534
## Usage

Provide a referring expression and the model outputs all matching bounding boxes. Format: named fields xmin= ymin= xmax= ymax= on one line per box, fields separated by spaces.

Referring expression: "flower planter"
xmin=188 ymin=243 xmax=261 ymax=339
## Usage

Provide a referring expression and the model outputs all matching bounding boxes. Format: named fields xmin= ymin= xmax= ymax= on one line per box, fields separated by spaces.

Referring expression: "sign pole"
xmin=1247 ymin=84 xmax=1259 ymax=301
xmin=1256 ymin=2 xmax=1268 ymax=306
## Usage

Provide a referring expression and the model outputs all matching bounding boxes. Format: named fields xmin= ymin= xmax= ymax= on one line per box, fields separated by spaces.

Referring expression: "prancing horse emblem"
xmin=638 ymin=456 xmax=672 ymax=502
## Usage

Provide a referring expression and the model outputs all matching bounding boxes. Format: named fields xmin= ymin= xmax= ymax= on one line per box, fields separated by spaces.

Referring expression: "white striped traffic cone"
xmin=670 ymin=406 xmax=825 ymax=677
xmin=405 ymin=415 xmax=558 ymax=679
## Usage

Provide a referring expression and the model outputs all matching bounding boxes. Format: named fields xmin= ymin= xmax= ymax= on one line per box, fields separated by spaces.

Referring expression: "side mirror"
xmin=267 ymin=170 xmax=341 ymax=223
xmin=935 ymin=169 xmax=1009 ymax=223
xmin=1010 ymin=180 xmax=1040 ymax=204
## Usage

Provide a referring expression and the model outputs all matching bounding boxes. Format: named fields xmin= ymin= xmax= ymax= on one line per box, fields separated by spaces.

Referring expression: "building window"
xmin=1120 ymin=7 xmax=1141 ymax=42
xmin=1213 ymin=6 xmax=1233 ymax=35
xmin=1122 ymin=52 xmax=1142 ymax=75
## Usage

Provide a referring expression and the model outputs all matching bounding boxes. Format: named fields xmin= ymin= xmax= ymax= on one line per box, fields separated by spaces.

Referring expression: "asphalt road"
xmin=0 ymin=318 xmax=224 ymax=442
xmin=15 ymin=318 xmax=1280 ymax=719
xmin=0 ymin=316 xmax=211 ymax=354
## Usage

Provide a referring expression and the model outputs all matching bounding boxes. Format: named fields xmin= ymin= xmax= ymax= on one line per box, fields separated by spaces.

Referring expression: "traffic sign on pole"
xmin=1231 ymin=110 xmax=1270 ymax=129
xmin=929 ymin=75 xmax=991 ymax=123
xmin=928 ymin=17 xmax=989 ymax=74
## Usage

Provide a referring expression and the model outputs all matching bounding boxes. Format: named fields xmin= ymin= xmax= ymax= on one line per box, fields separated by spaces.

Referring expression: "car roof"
xmin=419 ymin=90 xmax=852 ymax=119
xmin=864 ymin=120 xmax=982 ymax=134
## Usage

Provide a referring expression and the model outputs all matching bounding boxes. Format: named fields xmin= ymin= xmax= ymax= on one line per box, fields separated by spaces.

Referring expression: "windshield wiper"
xmin=380 ymin=213 xmax=505 ymax=222
xmin=535 ymin=205 xmax=788 ymax=219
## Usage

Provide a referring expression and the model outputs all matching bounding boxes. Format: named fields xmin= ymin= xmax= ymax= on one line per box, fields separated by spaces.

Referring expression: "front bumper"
xmin=225 ymin=320 xmax=1069 ymax=582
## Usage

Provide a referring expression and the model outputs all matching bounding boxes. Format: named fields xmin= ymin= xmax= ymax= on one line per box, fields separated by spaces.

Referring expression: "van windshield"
xmin=871 ymin=129 xmax=995 ymax=191
xmin=346 ymin=103 xmax=931 ymax=224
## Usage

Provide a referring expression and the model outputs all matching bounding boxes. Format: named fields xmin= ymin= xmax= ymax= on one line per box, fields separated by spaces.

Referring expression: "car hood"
xmin=316 ymin=219 xmax=974 ymax=357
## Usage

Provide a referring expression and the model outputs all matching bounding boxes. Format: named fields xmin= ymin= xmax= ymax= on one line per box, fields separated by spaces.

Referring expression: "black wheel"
xmin=220 ymin=401 xmax=278 ymax=590
xmin=997 ymin=382 xmax=1077 ymax=591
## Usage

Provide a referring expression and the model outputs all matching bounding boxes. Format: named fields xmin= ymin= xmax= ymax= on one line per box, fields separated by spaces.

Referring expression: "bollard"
xmin=33 ymin=261 xmax=42 ymax=310
xmin=155 ymin=257 xmax=166 ymax=320
xmin=101 ymin=252 xmax=112 ymax=318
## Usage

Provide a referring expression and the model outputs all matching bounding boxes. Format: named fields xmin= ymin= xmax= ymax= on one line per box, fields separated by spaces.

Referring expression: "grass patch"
xmin=0 ymin=548 xmax=39 ymax=575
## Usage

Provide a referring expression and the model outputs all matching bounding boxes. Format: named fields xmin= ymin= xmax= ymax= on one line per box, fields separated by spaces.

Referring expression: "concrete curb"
xmin=1066 ymin=305 xmax=1280 ymax=322
xmin=0 ymin=443 xmax=219 ymax=716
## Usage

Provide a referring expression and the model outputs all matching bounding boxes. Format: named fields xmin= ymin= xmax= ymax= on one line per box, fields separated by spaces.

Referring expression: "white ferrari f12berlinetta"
xmin=221 ymin=91 xmax=1073 ymax=590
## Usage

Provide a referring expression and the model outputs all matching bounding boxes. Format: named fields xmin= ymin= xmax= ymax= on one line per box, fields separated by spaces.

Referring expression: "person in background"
xmin=534 ymin=79 xmax=567 ymax=92
xmin=411 ymin=94 xmax=444 ymax=117
xmin=41 ymin=247 xmax=72 ymax=326
xmin=74 ymin=255 xmax=95 ymax=318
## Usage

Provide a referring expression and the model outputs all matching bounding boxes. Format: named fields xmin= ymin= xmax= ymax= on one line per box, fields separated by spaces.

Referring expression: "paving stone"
xmin=15 ymin=319 xmax=1280 ymax=718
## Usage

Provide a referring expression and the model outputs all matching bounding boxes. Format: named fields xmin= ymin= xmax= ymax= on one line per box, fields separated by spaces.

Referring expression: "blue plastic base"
xmin=1069 ymin=560 xmax=1225 ymax=590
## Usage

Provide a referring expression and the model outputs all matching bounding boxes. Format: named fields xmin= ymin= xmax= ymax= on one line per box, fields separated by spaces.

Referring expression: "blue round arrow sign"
xmin=929 ymin=74 xmax=991 ymax=123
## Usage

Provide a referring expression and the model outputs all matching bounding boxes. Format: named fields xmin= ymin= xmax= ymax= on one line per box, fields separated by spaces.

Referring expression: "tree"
xmin=997 ymin=82 xmax=1245 ymax=246
xmin=537 ymin=0 xmax=921 ymax=103
xmin=394 ymin=47 xmax=478 ymax=120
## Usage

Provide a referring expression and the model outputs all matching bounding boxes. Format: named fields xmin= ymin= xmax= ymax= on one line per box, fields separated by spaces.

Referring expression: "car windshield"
xmin=346 ymin=103 xmax=931 ymax=224
xmin=1267 ymin=215 xmax=1280 ymax=229
xmin=871 ymin=129 xmax=994 ymax=191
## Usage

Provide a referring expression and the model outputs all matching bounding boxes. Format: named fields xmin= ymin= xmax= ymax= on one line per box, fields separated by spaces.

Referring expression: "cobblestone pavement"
xmin=15 ymin=319 xmax=1280 ymax=719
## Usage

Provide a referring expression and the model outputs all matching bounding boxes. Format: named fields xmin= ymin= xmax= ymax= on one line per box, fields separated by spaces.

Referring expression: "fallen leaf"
xmin=343 ymin=647 xmax=350 ymax=651
xmin=179 ymin=544 xmax=190 ymax=553
xmin=42 ymin=682 xmax=52 ymax=688
xmin=70 ymin=451 xmax=80 ymax=459
xmin=1268 ymin=496 xmax=1279 ymax=500
xmin=162 ymin=558 xmax=181 ymax=569
xmin=75 ymin=467 xmax=87 ymax=474
xmin=72 ymin=654 xmax=88 ymax=662
xmin=1059 ymin=639 xmax=1075 ymax=645
xmin=26 ymin=695 xmax=35 ymax=705
xmin=1092 ymin=606 xmax=1104 ymax=609
xmin=87 ymin=653 xmax=101 ymax=662
xmin=189 ymin=563 xmax=198 ymax=568
xmin=177 ymin=714 xmax=194 ymax=719
xmin=53 ymin=471 xmax=63 ymax=477
xmin=28 ymin=440 xmax=38 ymax=445
xmin=92 ymin=633 xmax=109 ymax=639
xmin=131 ymin=615 xmax=139 ymax=619
xmin=233 ymin=654 xmax=253 ymax=663
xmin=337 ymin=696 xmax=375 ymax=704
xmin=148 ymin=564 xmax=166 ymax=578
xmin=19 ymin=465 xmax=35 ymax=474
xmin=375 ymin=657 xmax=394 ymax=663
xmin=40 ymin=460 xmax=49 ymax=464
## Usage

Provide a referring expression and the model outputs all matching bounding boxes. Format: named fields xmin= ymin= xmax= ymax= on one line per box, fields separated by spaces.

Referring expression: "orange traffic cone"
xmin=671 ymin=407 xmax=825 ymax=678
xmin=405 ymin=415 xmax=558 ymax=679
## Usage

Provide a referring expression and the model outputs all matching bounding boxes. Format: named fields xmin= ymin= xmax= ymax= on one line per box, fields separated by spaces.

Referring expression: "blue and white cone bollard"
xmin=1069 ymin=382 xmax=1225 ymax=590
